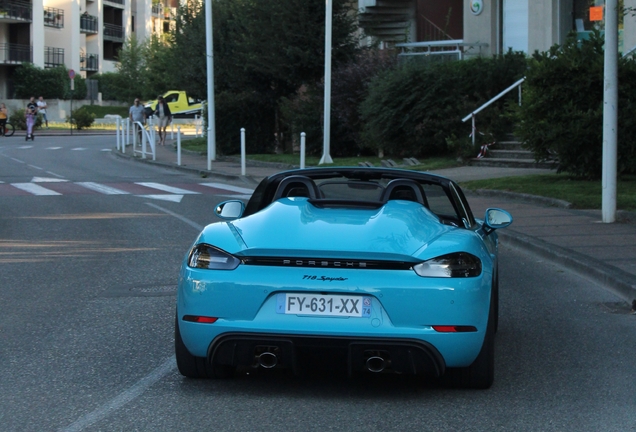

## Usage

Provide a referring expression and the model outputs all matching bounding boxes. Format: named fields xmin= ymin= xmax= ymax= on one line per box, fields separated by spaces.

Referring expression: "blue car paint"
xmin=178 ymin=185 xmax=511 ymax=372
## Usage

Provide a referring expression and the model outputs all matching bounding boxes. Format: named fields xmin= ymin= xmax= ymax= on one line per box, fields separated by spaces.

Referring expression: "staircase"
xmin=470 ymin=137 xmax=557 ymax=169
xmin=357 ymin=0 xmax=416 ymax=43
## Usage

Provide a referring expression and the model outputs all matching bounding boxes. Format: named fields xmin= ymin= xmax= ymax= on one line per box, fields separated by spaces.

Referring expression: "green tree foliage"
xmin=91 ymin=72 xmax=124 ymax=101
xmin=517 ymin=31 xmax=636 ymax=178
xmin=116 ymin=34 xmax=147 ymax=102
xmin=143 ymin=34 xmax=178 ymax=99
xmin=359 ymin=52 xmax=527 ymax=158
xmin=12 ymin=64 xmax=86 ymax=99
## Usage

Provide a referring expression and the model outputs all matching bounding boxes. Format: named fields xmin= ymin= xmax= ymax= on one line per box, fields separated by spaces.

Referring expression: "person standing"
xmin=37 ymin=96 xmax=49 ymax=129
xmin=25 ymin=96 xmax=38 ymax=141
xmin=129 ymin=98 xmax=146 ymax=143
xmin=0 ymin=103 xmax=7 ymax=136
xmin=154 ymin=95 xmax=172 ymax=146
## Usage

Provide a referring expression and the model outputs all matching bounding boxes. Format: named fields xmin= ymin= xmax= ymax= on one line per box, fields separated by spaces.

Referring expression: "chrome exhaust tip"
xmin=258 ymin=352 xmax=278 ymax=369
xmin=366 ymin=356 xmax=386 ymax=373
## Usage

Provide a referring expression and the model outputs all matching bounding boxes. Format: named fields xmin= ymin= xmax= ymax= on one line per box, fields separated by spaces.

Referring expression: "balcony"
xmin=103 ymin=0 xmax=124 ymax=7
xmin=44 ymin=47 xmax=64 ymax=68
xmin=80 ymin=13 xmax=98 ymax=34
xmin=151 ymin=3 xmax=162 ymax=17
xmin=0 ymin=0 xmax=32 ymax=22
xmin=44 ymin=7 xmax=64 ymax=28
xmin=0 ymin=43 xmax=32 ymax=64
xmin=80 ymin=51 xmax=99 ymax=71
xmin=104 ymin=23 xmax=124 ymax=42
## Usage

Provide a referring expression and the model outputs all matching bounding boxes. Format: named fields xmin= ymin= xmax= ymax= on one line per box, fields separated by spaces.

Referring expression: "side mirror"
xmin=215 ymin=200 xmax=245 ymax=220
xmin=484 ymin=208 xmax=513 ymax=230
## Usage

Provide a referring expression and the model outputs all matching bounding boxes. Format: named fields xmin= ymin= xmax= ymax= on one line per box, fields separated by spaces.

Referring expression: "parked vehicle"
xmin=144 ymin=91 xmax=202 ymax=118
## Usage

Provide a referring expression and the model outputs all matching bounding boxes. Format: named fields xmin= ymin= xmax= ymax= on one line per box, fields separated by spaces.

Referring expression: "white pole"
xmin=177 ymin=126 xmax=182 ymax=166
xmin=602 ymin=0 xmax=618 ymax=223
xmin=300 ymin=132 xmax=306 ymax=169
xmin=170 ymin=122 xmax=174 ymax=140
xmin=116 ymin=117 xmax=120 ymax=151
xmin=319 ymin=0 xmax=333 ymax=164
xmin=142 ymin=127 xmax=147 ymax=159
xmin=206 ymin=0 xmax=216 ymax=168
xmin=240 ymin=128 xmax=246 ymax=176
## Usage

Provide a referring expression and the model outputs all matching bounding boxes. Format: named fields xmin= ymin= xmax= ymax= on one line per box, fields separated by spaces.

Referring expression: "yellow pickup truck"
xmin=144 ymin=91 xmax=203 ymax=118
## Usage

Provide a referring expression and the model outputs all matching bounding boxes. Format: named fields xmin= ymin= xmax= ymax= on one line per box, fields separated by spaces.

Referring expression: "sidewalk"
xmin=115 ymin=140 xmax=636 ymax=304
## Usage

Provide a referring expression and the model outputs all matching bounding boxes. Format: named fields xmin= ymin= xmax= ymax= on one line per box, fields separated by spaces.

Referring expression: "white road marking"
xmin=60 ymin=357 xmax=176 ymax=432
xmin=146 ymin=202 xmax=204 ymax=231
xmin=135 ymin=182 xmax=200 ymax=194
xmin=136 ymin=194 xmax=184 ymax=202
xmin=101 ymin=149 xmax=112 ymax=152
xmin=47 ymin=147 xmax=62 ymax=150
xmin=45 ymin=171 xmax=66 ymax=178
xmin=71 ymin=148 xmax=87 ymax=151
xmin=11 ymin=183 xmax=62 ymax=196
xmin=75 ymin=182 xmax=129 ymax=195
xmin=10 ymin=158 xmax=24 ymax=163
xmin=18 ymin=145 xmax=33 ymax=149
xmin=28 ymin=165 xmax=43 ymax=170
xmin=32 ymin=177 xmax=68 ymax=183
xmin=200 ymin=182 xmax=254 ymax=194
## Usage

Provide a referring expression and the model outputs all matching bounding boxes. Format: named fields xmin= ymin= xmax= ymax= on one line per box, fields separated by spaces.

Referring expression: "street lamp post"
xmin=205 ymin=0 xmax=216 ymax=169
xmin=602 ymin=0 xmax=618 ymax=223
xmin=319 ymin=0 xmax=333 ymax=164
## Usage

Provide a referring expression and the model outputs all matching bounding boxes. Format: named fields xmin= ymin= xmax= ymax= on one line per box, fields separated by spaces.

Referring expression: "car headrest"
xmin=380 ymin=179 xmax=428 ymax=207
xmin=273 ymin=175 xmax=321 ymax=201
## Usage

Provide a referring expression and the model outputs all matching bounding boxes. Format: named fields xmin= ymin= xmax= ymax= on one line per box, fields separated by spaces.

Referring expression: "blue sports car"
xmin=175 ymin=167 xmax=512 ymax=389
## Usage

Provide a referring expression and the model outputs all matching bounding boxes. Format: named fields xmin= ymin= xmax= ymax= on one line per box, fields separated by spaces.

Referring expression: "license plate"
xmin=276 ymin=293 xmax=372 ymax=317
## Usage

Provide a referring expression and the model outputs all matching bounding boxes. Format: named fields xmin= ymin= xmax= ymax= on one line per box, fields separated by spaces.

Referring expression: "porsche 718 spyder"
xmin=175 ymin=167 xmax=512 ymax=389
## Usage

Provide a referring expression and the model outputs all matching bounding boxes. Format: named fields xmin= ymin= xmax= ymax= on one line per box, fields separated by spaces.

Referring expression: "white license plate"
xmin=276 ymin=293 xmax=372 ymax=317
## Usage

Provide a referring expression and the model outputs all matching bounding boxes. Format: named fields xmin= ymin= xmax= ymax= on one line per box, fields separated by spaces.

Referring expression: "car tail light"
xmin=413 ymin=252 xmax=481 ymax=277
xmin=188 ymin=244 xmax=241 ymax=270
xmin=432 ymin=325 xmax=477 ymax=332
xmin=183 ymin=315 xmax=218 ymax=323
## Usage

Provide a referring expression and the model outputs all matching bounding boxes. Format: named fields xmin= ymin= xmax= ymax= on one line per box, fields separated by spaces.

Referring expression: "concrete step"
xmin=470 ymin=157 xmax=557 ymax=169
xmin=489 ymin=149 xmax=534 ymax=160
xmin=495 ymin=141 xmax=527 ymax=151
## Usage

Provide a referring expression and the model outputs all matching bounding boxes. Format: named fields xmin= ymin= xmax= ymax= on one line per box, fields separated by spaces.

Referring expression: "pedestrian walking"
xmin=0 ymin=103 xmax=7 ymax=136
xmin=154 ymin=95 xmax=172 ymax=146
xmin=25 ymin=96 xmax=37 ymax=141
xmin=129 ymin=98 xmax=146 ymax=143
xmin=37 ymin=96 xmax=49 ymax=128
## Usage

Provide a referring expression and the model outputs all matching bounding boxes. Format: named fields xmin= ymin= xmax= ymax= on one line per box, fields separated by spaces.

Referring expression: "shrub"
xmin=10 ymin=108 xmax=43 ymax=130
xmin=359 ymin=51 xmax=527 ymax=158
xmin=67 ymin=107 xmax=96 ymax=130
xmin=517 ymin=31 xmax=636 ymax=178
xmin=12 ymin=64 xmax=86 ymax=99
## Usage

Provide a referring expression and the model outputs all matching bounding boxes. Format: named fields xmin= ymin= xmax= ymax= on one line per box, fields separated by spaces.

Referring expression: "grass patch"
xmin=181 ymin=138 xmax=460 ymax=170
xmin=460 ymin=174 xmax=636 ymax=210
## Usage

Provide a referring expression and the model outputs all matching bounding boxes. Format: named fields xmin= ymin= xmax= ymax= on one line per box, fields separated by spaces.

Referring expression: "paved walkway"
xmin=108 ymin=137 xmax=636 ymax=304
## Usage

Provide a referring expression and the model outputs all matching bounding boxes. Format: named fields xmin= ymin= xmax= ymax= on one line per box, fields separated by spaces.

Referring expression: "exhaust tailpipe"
xmin=366 ymin=356 xmax=386 ymax=373
xmin=258 ymin=352 xmax=278 ymax=369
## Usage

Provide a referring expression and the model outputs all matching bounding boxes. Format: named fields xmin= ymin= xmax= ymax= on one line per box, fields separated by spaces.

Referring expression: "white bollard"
xmin=116 ymin=118 xmax=120 ymax=151
xmin=300 ymin=132 xmax=306 ymax=169
xmin=171 ymin=122 xmax=174 ymax=140
xmin=240 ymin=128 xmax=246 ymax=176
xmin=177 ymin=126 xmax=182 ymax=166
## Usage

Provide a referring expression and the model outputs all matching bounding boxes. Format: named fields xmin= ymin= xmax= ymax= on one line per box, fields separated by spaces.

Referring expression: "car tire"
xmin=174 ymin=315 xmax=236 ymax=379
xmin=175 ymin=315 xmax=211 ymax=378
xmin=448 ymin=294 xmax=495 ymax=389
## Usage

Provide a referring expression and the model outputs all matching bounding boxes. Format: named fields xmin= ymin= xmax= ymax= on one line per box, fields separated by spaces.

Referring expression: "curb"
xmin=468 ymin=188 xmax=572 ymax=209
xmin=499 ymin=229 xmax=636 ymax=302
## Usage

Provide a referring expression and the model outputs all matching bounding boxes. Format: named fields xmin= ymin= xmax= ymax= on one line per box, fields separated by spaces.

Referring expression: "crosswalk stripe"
xmin=76 ymin=182 xmax=130 ymax=195
xmin=135 ymin=182 xmax=200 ymax=194
xmin=11 ymin=183 xmax=62 ymax=196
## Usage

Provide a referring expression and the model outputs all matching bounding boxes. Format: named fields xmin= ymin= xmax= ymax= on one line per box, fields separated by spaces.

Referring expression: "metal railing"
xmin=103 ymin=23 xmax=124 ymax=41
xmin=395 ymin=40 xmax=489 ymax=62
xmin=418 ymin=14 xmax=454 ymax=42
xmin=44 ymin=7 xmax=64 ymax=28
xmin=0 ymin=0 xmax=32 ymax=20
xmin=44 ymin=47 xmax=65 ymax=68
xmin=80 ymin=14 xmax=98 ymax=33
xmin=103 ymin=0 xmax=124 ymax=5
xmin=462 ymin=77 xmax=526 ymax=147
xmin=0 ymin=43 xmax=32 ymax=64
xmin=80 ymin=52 xmax=99 ymax=71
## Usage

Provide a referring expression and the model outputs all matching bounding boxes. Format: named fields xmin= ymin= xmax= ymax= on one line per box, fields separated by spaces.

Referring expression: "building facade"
xmin=0 ymin=0 xmax=176 ymax=98
xmin=359 ymin=0 xmax=636 ymax=57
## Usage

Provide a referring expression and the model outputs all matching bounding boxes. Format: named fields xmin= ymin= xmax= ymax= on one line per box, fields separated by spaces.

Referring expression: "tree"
xmin=116 ymin=34 xmax=147 ymax=102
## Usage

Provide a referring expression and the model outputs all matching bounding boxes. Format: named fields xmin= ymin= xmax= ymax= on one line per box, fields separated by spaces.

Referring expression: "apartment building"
xmin=0 ymin=0 xmax=176 ymax=98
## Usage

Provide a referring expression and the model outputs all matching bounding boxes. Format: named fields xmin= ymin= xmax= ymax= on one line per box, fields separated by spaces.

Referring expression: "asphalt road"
xmin=0 ymin=136 xmax=635 ymax=431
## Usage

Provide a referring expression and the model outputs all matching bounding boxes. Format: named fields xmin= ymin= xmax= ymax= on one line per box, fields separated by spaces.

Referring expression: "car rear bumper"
xmin=209 ymin=332 xmax=445 ymax=376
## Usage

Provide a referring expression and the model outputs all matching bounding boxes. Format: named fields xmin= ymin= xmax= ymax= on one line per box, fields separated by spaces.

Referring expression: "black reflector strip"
xmin=242 ymin=257 xmax=412 ymax=270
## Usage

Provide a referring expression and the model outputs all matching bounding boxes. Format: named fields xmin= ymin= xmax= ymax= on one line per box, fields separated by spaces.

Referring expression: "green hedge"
xmin=12 ymin=64 xmax=87 ymax=99
xmin=516 ymin=31 xmax=636 ymax=178
xmin=359 ymin=52 xmax=528 ymax=158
